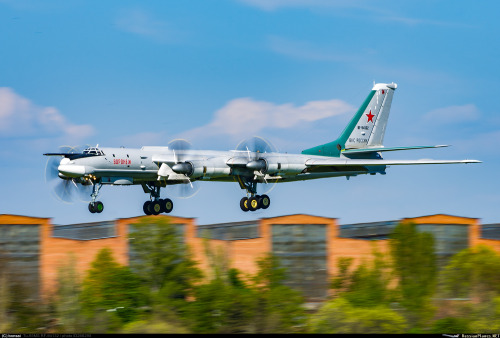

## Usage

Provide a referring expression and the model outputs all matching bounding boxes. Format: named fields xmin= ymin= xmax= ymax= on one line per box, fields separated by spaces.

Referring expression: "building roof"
xmin=260 ymin=214 xmax=338 ymax=221
xmin=0 ymin=214 xmax=51 ymax=224
xmin=402 ymin=213 xmax=479 ymax=222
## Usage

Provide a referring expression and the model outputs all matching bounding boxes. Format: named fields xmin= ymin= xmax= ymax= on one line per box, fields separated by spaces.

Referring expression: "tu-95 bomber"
xmin=44 ymin=82 xmax=481 ymax=215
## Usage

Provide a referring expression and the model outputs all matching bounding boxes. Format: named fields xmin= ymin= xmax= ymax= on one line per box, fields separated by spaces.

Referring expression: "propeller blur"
xmin=43 ymin=83 xmax=481 ymax=215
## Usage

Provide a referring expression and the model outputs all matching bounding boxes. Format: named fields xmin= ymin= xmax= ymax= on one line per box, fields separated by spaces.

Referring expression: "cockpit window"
xmin=83 ymin=147 xmax=104 ymax=156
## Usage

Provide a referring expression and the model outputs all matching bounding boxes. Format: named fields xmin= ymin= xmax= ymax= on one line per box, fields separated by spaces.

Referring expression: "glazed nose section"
xmin=58 ymin=158 xmax=87 ymax=177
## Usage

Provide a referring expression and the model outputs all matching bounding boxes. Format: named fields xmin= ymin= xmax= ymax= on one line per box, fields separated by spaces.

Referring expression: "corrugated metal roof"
xmin=339 ymin=220 xmax=398 ymax=240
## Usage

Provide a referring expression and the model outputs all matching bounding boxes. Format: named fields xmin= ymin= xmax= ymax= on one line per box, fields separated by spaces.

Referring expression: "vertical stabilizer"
xmin=302 ymin=82 xmax=397 ymax=157
xmin=344 ymin=82 xmax=397 ymax=149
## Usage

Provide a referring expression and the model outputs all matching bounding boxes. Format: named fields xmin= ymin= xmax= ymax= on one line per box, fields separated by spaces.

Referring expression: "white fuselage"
xmin=57 ymin=146 xmax=371 ymax=186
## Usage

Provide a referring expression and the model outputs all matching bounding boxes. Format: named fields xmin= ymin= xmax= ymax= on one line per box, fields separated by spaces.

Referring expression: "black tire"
xmin=95 ymin=201 xmax=104 ymax=213
xmin=240 ymin=197 xmax=249 ymax=212
xmin=88 ymin=202 xmax=96 ymax=213
xmin=248 ymin=196 xmax=259 ymax=211
xmin=143 ymin=201 xmax=152 ymax=215
xmin=151 ymin=201 xmax=162 ymax=215
xmin=163 ymin=198 xmax=173 ymax=213
xmin=259 ymin=194 xmax=270 ymax=209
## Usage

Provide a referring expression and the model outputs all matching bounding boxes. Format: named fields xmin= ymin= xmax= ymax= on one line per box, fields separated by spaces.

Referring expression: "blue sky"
xmin=0 ymin=0 xmax=498 ymax=226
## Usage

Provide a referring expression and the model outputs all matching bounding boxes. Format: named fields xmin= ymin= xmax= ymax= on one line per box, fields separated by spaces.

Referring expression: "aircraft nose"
xmin=57 ymin=158 xmax=89 ymax=177
xmin=58 ymin=164 xmax=87 ymax=177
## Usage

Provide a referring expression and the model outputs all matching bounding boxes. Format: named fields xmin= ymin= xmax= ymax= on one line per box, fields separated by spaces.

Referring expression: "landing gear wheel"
xmin=95 ymin=201 xmax=104 ymax=213
xmin=143 ymin=201 xmax=152 ymax=215
xmin=162 ymin=198 xmax=173 ymax=213
xmin=88 ymin=201 xmax=104 ymax=213
xmin=240 ymin=197 xmax=249 ymax=212
xmin=151 ymin=201 xmax=162 ymax=215
xmin=248 ymin=196 xmax=259 ymax=211
xmin=259 ymin=194 xmax=270 ymax=209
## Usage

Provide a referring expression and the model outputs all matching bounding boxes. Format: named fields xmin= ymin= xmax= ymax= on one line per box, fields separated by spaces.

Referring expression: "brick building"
xmin=0 ymin=213 xmax=499 ymax=302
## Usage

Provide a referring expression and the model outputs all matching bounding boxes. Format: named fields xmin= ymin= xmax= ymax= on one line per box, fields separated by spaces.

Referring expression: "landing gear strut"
xmin=142 ymin=183 xmax=173 ymax=215
xmin=237 ymin=175 xmax=271 ymax=212
xmin=88 ymin=182 xmax=104 ymax=213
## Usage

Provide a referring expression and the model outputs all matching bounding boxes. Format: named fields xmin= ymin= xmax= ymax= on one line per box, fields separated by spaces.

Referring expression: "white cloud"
xmin=181 ymin=96 xmax=355 ymax=142
xmin=115 ymin=8 xmax=181 ymax=43
xmin=267 ymin=35 xmax=364 ymax=63
xmin=423 ymin=104 xmax=480 ymax=124
xmin=0 ymin=87 xmax=95 ymax=141
xmin=111 ymin=131 xmax=169 ymax=148
xmin=239 ymin=1 xmax=470 ymax=28
xmin=238 ymin=0 xmax=353 ymax=11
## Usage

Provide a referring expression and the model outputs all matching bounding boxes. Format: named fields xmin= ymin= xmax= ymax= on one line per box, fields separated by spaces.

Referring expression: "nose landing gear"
xmin=89 ymin=200 xmax=104 ymax=213
xmin=88 ymin=182 xmax=104 ymax=214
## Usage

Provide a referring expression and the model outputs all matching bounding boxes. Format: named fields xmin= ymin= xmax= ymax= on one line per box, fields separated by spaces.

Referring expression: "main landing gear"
xmin=142 ymin=183 xmax=173 ymax=215
xmin=237 ymin=175 xmax=271 ymax=212
xmin=88 ymin=182 xmax=104 ymax=213
xmin=240 ymin=194 xmax=270 ymax=212
xmin=143 ymin=198 xmax=173 ymax=215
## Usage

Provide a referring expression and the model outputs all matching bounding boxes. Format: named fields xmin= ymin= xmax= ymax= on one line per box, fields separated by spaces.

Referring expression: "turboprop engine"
xmin=171 ymin=159 xmax=231 ymax=178
xmin=226 ymin=156 xmax=307 ymax=176
xmin=257 ymin=156 xmax=306 ymax=176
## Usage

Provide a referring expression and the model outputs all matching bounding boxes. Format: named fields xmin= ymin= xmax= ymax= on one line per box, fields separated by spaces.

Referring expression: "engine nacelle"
xmin=263 ymin=156 xmax=306 ymax=175
xmin=181 ymin=160 xmax=231 ymax=178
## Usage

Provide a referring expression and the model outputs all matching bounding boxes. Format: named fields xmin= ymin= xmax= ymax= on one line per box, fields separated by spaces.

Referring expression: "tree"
xmin=121 ymin=317 xmax=189 ymax=334
xmin=128 ymin=217 xmax=202 ymax=313
xmin=331 ymin=248 xmax=392 ymax=308
xmin=0 ymin=251 xmax=46 ymax=332
xmin=249 ymin=254 xmax=306 ymax=333
xmin=80 ymin=248 xmax=147 ymax=328
xmin=430 ymin=317 xmax=471 ymax=333
xmin=389 ymin=221 xmax=437 ymax=325
xmin=189 ymin=272 xmax=256 ymax=333
xmin=468 ymin=296 xmax=500 ymax=332
xmin=0 ymin=273 xmax=11 ymax=332
xmin=308 ymin=297 xmax=407 ymax=334
xmin=188 ymin=248 xmax=306 ymax=334
xmin=188 ymin=240 xmax=258 ymax=333
xmin=52 ymin=254 xmax=86 ymax=332
xmin=441 ymin=244 xmax=500 ymax=301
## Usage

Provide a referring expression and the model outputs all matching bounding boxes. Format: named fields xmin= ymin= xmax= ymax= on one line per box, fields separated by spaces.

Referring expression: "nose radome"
xmin=58 ymin=163 xmax=87 ymax=177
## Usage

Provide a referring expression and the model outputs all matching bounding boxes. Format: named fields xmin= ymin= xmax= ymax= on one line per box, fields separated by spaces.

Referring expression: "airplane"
xmin=43 ymin=82 xmax=481 ymax=215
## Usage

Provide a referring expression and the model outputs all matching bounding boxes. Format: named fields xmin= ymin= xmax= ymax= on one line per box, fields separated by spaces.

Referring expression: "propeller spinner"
xmin=235 ymin=136 xmax=280 ymax=195
xmin=167 ymin=139 xmax=201 ymax=199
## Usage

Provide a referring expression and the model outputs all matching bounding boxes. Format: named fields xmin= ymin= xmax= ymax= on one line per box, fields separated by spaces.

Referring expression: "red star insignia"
xmin=366 ymin=110 xmax=374 ymax=123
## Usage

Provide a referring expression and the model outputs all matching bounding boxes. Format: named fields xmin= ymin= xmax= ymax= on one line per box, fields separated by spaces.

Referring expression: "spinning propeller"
xmin=44 ymin=146 xmax=92 ymax=203
xmin=168 ymin=139 xmax=201 ymax=199
xmin=235 ymin=136 xmax=279 ymax=194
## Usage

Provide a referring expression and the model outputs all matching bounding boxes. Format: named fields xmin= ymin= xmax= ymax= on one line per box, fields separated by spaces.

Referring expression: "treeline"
xmin=1 ymin=219 xmax=500 ymax=333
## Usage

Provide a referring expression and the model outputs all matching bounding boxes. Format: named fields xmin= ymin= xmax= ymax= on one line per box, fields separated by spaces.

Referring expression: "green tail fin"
xmin=302 ymin=82 xmax=397 ymax=157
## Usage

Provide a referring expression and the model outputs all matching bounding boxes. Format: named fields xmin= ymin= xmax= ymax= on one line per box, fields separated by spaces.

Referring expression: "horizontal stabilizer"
xmin=342 ymin=145 xmax=449 ymax=155
xmin=305 ymin=158 xmax=481 ymax=167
